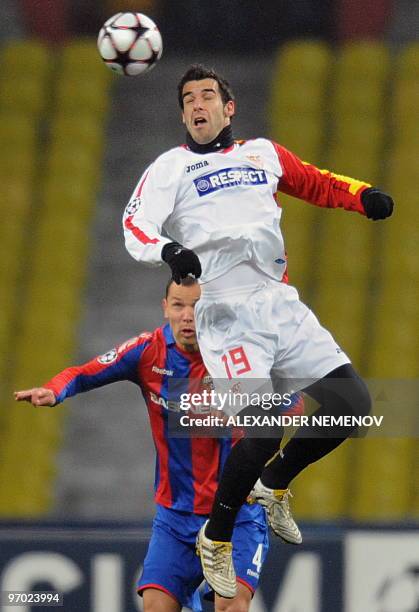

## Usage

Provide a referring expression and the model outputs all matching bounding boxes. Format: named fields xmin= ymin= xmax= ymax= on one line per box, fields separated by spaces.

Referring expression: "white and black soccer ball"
xmin=97 ymin=12 xmax=162 ymax=76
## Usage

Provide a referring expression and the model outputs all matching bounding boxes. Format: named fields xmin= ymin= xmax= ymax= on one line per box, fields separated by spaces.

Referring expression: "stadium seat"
xmin=397 ymin=41 xmax=419 ymax=81
xmin=351 ymin=438 xmax=413 ymax=520
xmin=272 ymin=117 xmax=323 ymax=164
xmin=274 ymin=40 xmax=331 ymax=84
xmin=60 ymin=39 xmax=111 ymax=84
xmin=292 ymin=441 xmax=352 ymax=519
xmin=1 ymin=39 xmax=50 ymax=75
xmin=337 ymin=41 xmax=390 ymax=83
xmin=55 ymin=75 xmax=110 ymax=116
xmin=51 ymin=113 xmax=104 ymax=156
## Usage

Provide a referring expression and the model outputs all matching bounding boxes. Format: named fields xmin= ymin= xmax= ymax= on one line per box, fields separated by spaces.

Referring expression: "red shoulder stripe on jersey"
xmin=135 ymin=170 xmax=149 ymax=197
xmin=124 ymin=215 xmax=159 ymax=245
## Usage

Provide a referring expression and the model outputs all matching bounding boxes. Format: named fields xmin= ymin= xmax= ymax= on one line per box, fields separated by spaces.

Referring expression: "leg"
xmin=142 ymin=588 xmax=181 ymax=612
xmin=215 ymin=583 xmax=252 ymax=612
xmin=139 ymin=508 xmax=205 ymax=611
xmin=205 ymin=433 xmax=282 ymax=542
xmin=261 ymin=363 xmax=371 ymax=488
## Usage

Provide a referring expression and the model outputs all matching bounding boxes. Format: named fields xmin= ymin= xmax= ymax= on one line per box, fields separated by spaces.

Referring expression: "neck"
xmin=186 ymin=124 xmax=234 ymax=154
xmin=176 ymin=341 xmax=199 ymax=353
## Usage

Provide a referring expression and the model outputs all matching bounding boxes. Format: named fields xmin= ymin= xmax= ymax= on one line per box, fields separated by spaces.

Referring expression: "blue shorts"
xmin=137 ymin=504 xmax=269 ymax=611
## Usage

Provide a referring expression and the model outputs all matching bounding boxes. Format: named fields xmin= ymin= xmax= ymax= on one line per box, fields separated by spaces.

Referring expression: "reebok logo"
xmin=152 ymin=366 xmax=174 ymax=376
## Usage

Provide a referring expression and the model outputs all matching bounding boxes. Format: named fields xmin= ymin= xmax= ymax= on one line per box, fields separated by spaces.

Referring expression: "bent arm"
xmin=123 ymin=158 xmax=178 ymax=265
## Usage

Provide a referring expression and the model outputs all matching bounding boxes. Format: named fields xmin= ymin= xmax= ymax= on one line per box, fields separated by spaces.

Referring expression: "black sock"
xmin=205 ymin=435 xmax=282 ymax=541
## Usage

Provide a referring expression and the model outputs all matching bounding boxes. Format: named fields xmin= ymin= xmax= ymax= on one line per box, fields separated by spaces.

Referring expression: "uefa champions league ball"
xmin=97 ymin=12 xmax=162 ymax=76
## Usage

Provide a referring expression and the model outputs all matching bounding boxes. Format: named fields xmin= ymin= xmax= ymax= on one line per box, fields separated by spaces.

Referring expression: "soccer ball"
xmin=97 ymin=12 xmax=162 ymax=76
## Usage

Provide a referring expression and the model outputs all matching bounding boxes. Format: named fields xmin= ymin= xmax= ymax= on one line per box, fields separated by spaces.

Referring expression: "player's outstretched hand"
xmin=361 ymin=187 xmax=394 ymax=220
xmin=162 ymin=241 xmax=202 ymax=284
xmin=14 ymin=388 xmax=56 ymax=406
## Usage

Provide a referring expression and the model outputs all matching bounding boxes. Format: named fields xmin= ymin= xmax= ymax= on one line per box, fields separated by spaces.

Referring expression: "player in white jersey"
xmin=123 ymin=64 xmax=394 ymax=598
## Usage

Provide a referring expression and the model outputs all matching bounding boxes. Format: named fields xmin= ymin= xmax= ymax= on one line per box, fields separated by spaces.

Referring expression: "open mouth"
xmin=181 ymin=328 xmax=195 ymax=337
xmin=193 ymin=117 xmax=207 ymax=126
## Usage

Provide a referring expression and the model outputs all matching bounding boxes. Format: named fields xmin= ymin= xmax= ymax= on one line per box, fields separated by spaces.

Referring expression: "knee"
xmin=348 ymin=374 xmax=371 ymax=418
xmin=241 ymin=436 xmax=281 ymax=466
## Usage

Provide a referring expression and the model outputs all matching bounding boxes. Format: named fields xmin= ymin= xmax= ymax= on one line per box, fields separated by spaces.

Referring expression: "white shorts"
xmin=195 ymin=269 xmax=350 ymax=413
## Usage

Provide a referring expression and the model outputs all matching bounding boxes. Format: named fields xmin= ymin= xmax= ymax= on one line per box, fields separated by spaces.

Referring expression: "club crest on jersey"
xmin=98 ymin=349 xmax=118 ymax=364
xmin=246 ymin=154 xmax=264 ymax=168
xmin=124 ymin=197 xmax=141 ymax=216
xmin=194 ymin=166 xmax=267 ymax=196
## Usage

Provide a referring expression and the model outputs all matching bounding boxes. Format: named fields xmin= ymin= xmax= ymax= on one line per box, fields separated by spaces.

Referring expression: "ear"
xmin=162 ymin=298 xmax=169 ymax=319
xmin=224 ymin=100 xmax=235 ymax=118
xmin=181 ymin=111 xmax=186 ymax=125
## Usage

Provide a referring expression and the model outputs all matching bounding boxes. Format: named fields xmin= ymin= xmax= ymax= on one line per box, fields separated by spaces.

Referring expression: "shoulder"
xmin=152 ymin=146 xmax=190 ymax=168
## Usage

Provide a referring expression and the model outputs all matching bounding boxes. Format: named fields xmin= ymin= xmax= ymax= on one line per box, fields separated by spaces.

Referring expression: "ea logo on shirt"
xmin=98 ymin=349 xmax=118 ymax=364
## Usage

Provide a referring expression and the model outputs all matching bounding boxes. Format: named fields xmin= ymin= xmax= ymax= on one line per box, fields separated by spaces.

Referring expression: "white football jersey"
xmin=123 ymin=138 xmax=287 ymax=283
xmin=123 ymin=137 xmax=368 ymax=283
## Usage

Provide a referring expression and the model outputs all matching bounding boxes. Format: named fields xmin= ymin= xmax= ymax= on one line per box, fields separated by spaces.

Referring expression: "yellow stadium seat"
xmin=329 ymin=120 xmax=384 ymax=154
xmin=0 ymin=114 xmax=36 ymax=147
xmin=50 ymin=113 xmax=104 ymax=156
xmin=393 ymin=80 xmax=419 ymax=122
xmin=351 ymin=438 xmax=413 ymax=520
xmin=272 ymin=117 xmax=323 ymax=164
xmin=293 ymin=441 xmax=352 ymax=519
xmin=274 ymin=80 xmax=327 ymax=117
xmin=325 ymin=145 xmax=379 ymax=185
xmin=397 ymin=41 xmax=419 ymax=81
xmin=60 ymin=39 xmax=111 ymax=84
xmin=46 ymin=143 xmax=100 ymax=184
xmin=334 ymin=83 xmax=384 ymax=118
xmin=0 ymin=77 xmax=48 ymax=115
xmin=274 ymin=40 xmax=331 ymax=84
xmin=1 ymin=39 xmax=50 ymax=77
xmin=338 ymin=41 xmax=390 ymax=83
xmin=55 ymin=76 xmax=109 ymax=115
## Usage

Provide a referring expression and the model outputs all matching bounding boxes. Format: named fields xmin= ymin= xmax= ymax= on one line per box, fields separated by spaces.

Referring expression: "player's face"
xmin=163 ymin=282 xmax=201 ymax=352
xmin=181 ymin=78 xmax=235 ymax=144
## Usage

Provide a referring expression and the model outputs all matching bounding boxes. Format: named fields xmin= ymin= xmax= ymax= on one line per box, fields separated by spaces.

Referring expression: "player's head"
xmin=162 ymin=277 xmax=201 ymax=352
xmin=178 ymin=64 xmax=235 ymax=145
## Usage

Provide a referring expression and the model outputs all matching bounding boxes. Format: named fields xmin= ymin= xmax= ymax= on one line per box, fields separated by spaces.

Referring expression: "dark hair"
xmin=177 ymin=64 xmax=235 ymax=109
xmin=165 ymin=276 xmax=198 ymax=298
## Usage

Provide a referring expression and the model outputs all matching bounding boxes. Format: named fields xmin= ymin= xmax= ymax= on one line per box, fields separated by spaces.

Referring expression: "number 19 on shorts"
xmin=221 ymin=346 xmax=251 ymax=379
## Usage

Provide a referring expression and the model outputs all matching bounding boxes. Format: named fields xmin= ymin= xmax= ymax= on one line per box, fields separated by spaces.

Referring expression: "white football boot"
xmin=196 ymin=520 xmax=237 ymax=598
xmin=248 ymin=479 xmax=302 ymax=544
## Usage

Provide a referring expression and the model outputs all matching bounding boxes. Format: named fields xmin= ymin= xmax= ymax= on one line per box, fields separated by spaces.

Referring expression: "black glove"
xmin=161 ymin=241 xmax=202 ymax=284
xmin=361 ymin=187 xmax=394 ymax=220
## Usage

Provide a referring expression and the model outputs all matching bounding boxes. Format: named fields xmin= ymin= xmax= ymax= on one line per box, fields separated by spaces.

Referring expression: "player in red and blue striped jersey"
xmin=15 ymin=278 xmax=303 ymax=612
